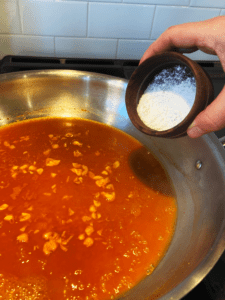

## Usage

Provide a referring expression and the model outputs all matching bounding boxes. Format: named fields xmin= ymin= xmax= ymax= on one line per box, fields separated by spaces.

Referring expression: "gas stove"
xmin=0 ymin=55 xmax=225 ymax=300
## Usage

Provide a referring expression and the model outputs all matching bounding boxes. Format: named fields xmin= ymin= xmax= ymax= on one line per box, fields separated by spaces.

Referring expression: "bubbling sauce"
xmin=0 ymin=117 xmax=177 ymax=299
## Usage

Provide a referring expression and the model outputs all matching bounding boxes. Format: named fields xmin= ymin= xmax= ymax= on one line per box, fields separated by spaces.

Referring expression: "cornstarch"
xmin=137 ymin=65 xmax=196 ymax=131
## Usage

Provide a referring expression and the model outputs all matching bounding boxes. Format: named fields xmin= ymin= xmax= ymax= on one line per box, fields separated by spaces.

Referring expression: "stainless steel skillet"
xmin=0 ymin=69 xmax=225 ymax=300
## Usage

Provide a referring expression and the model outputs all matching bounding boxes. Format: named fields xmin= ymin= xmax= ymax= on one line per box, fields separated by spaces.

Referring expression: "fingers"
xmin=187 ymin=85 xmax=225 ymax=138
xmin=139 ymin=18 xmax=219 ymax=65
xmin=139 ymin=23 xmax=199 ymax=64
xmin=138 ymin=16 xmax=225 ymax=139
xmin=198 ymin=46 xmax=217 ymax=56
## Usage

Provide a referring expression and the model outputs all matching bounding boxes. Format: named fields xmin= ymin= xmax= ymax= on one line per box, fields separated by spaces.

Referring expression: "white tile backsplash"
xmin=55 ymin=37 xmax=117 ymax=58
xmin=88 ymin=3 xmax=155 ymax=39
xmin=20 ymin=0 xmax=87 ymax=36
xmin=123 ymin=0 xmax=189 ymax=5
xmin=190 ymin=0 xmax=225 ymax=8
xmin=63 ymin=0 xmax=122 ymax=2
xmin=0 ymin=0 xmax=22 ymax=34
xmin=0 ymin=34 xmax=54 ymax=59
xmin=151 ymin=6 xmax=220 ymax=39
xmin=117 ymin=39 xmax=220 ymax=61
xmin=117 ymin=39 xmax=153 ymax=59
xmin=184 ymin=51 xmax=219 ymax=61
xmin=0 ymin=0 xmax=223 ymax=61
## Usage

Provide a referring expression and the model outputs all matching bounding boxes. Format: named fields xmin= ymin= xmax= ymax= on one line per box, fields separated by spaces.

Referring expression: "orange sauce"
xmin=0 ymin=117 xmax=177 ymax=299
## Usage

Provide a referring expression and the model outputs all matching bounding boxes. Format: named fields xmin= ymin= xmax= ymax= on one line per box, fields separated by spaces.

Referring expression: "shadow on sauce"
xmin=128 ymin=146 xmax=174 ymax=197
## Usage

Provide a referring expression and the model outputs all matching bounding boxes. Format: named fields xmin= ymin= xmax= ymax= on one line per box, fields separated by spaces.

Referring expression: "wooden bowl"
xmin=125 ymin=52 xmax=214 ymax=138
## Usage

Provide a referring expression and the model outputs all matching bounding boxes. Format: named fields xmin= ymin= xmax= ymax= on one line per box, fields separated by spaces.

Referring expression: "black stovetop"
xmin=0 ymin=55 xmax=225 ymax=300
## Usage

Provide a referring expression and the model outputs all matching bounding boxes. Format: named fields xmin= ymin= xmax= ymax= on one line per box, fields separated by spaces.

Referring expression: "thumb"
xmin=187 ymin=85 xmax=225 ymax=138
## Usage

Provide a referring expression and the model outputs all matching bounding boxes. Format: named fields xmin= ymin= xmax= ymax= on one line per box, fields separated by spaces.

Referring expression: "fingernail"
xmin=188 ymin=121 xmax=195 ymax=129
xmin=187 ymin=126 xmax=204 ymax=138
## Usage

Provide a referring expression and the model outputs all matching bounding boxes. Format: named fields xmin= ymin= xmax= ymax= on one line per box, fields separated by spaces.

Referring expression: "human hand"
xmin=139 ymin=16 xmax=225 ymax=138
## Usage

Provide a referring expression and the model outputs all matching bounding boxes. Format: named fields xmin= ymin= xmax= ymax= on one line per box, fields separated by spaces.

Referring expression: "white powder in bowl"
xmin=137 ymin=65 xmax=196 ymax=131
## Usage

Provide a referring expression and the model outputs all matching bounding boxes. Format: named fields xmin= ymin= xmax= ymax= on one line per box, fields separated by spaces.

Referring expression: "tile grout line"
xmin=54 ymin=36 xmax=56 ymax=57
xmin=0 ymin=33 xmax=153 ymax=41
xmin=149 ymin=5 xmax=156 ymax=40
xmin=115 ymin=39 xmax=119 ymax=59
xmin=17 ymin=0 xmax=23 ymax=34
xmin=51 ymin=1 xmax=220 ymax=7
xmin=86 ymin=2 xmax=89 ymax=38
